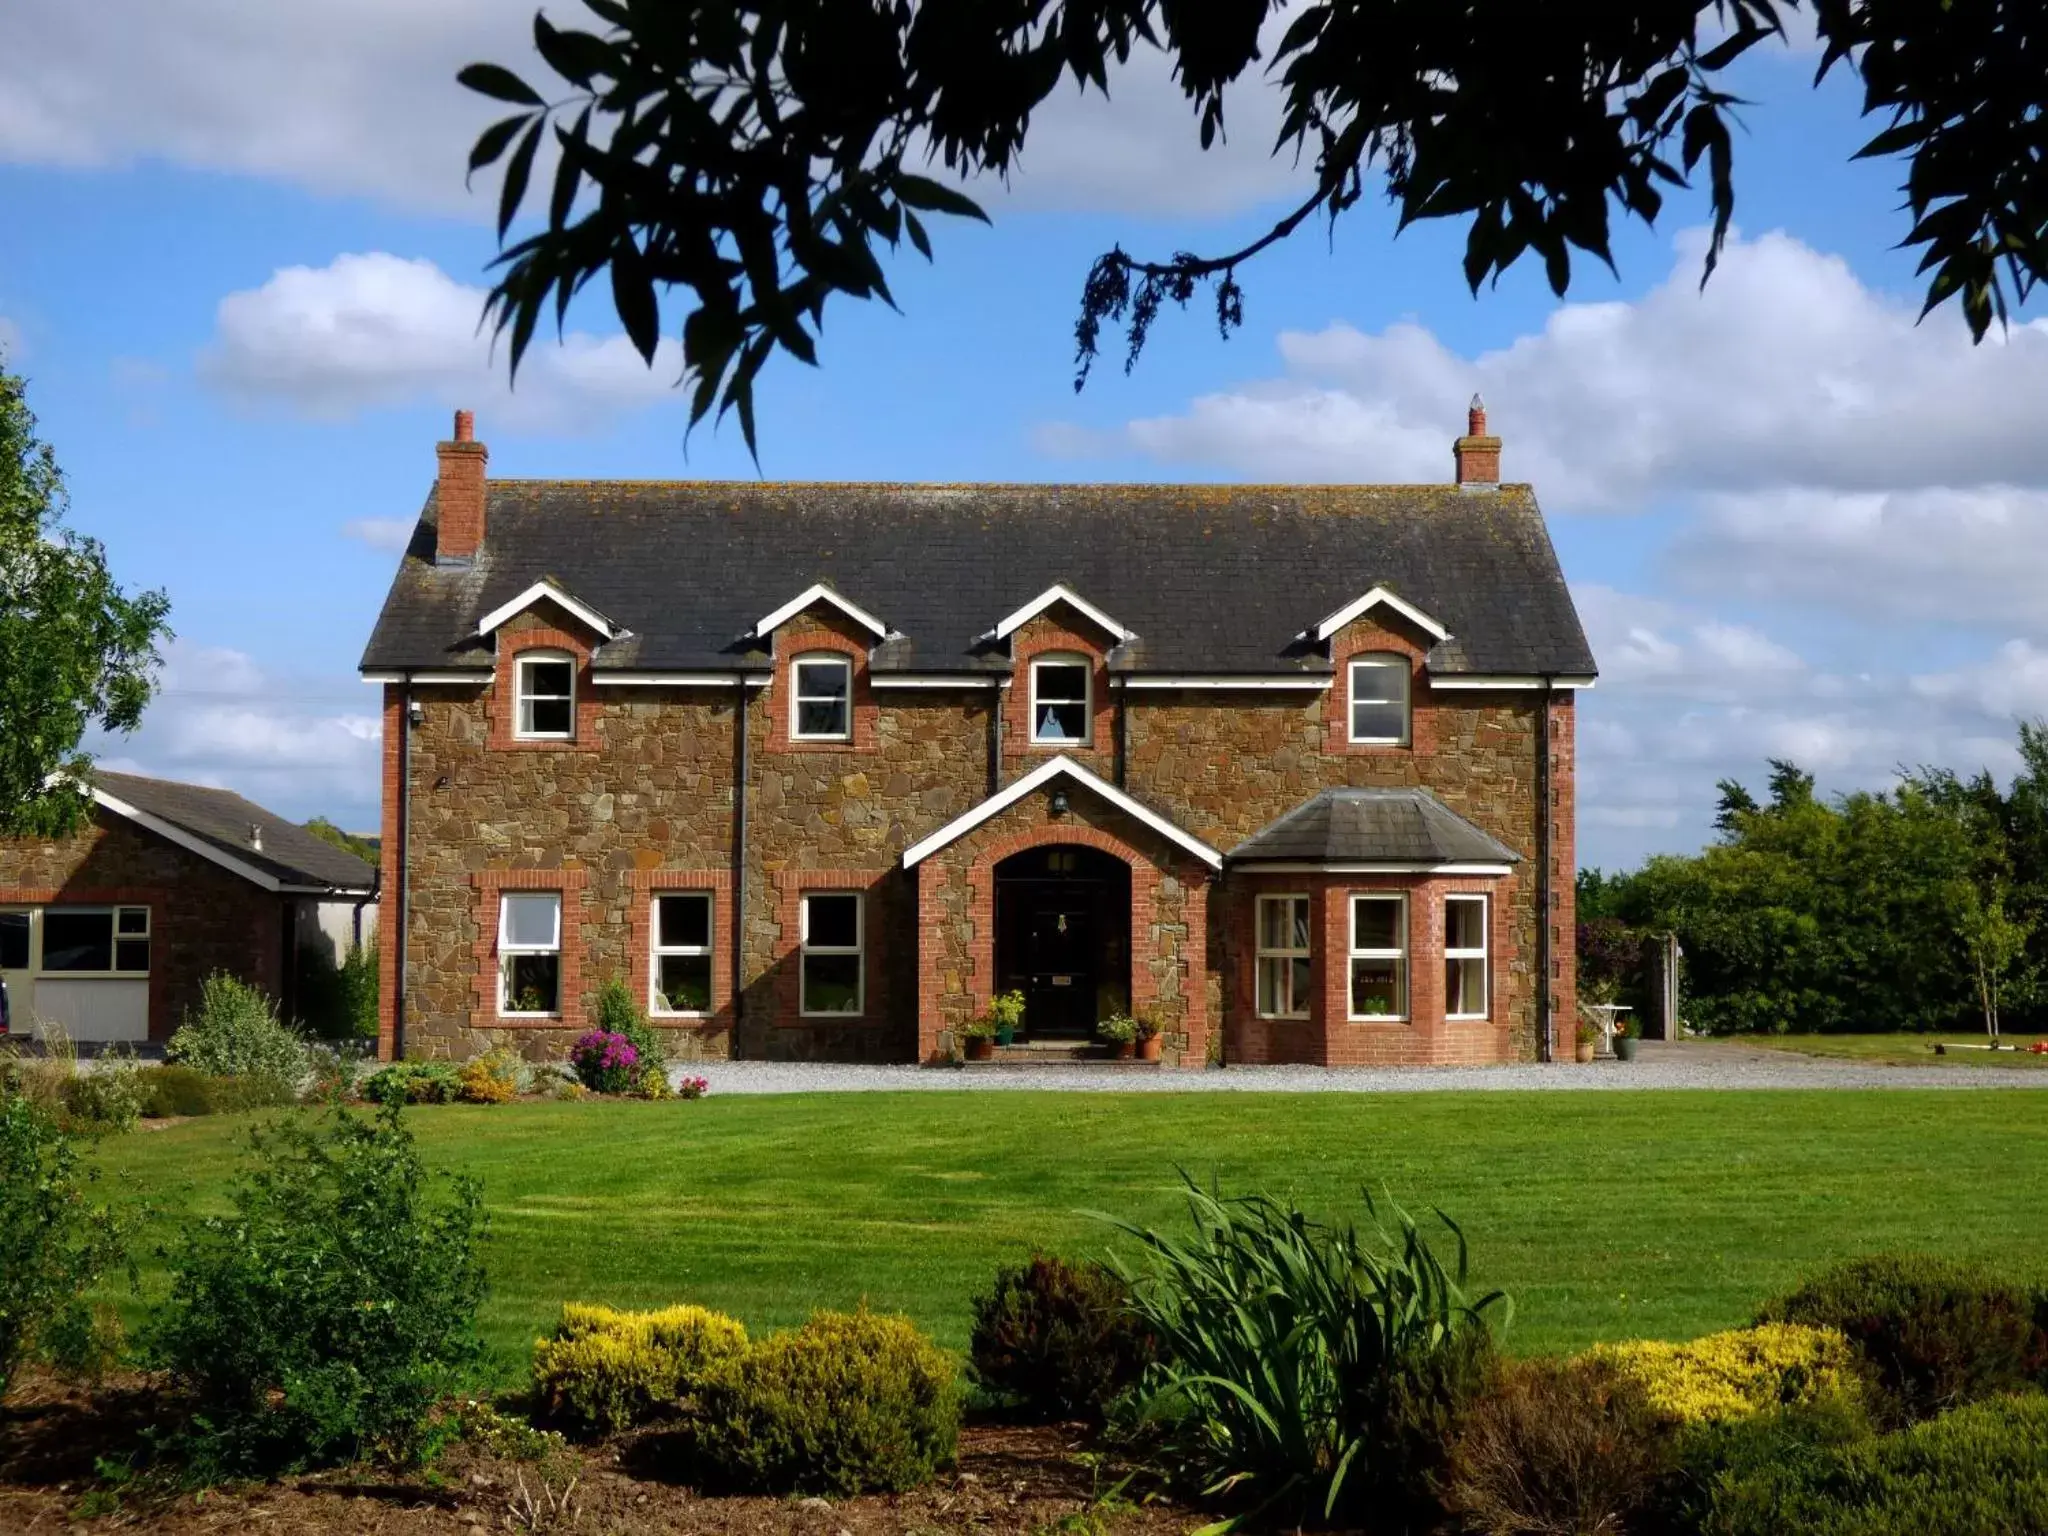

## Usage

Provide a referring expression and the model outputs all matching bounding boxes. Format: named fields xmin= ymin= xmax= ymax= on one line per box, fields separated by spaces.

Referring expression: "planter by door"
xmin=965 ymin=1038 xmax=995 ymax=1062
xmin=1137 ymin=1035 xmax=1163 ymax=1062
xmin=1113 ymin=1040 xmax=1136 ymax=1060
xmin=1575 ymin=1037 xmax=1597 ymax=1064
xmin=1614 ymin=1036 xmax=1639 ymax=1062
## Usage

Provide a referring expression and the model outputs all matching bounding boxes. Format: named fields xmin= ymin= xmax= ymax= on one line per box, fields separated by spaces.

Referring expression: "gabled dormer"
xmin=980 ymin=584 xmax=1131 ymax=767
xmin=752 ymin=582 xmax=891 ymax=752
xmin=1304 ymin=585 xmax=1449 ymax=756
xmin=476 ymin=577 xmax=621 ymax=750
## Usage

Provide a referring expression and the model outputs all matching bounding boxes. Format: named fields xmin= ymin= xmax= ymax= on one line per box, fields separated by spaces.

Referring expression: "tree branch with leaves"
xmin=462 ymin=0 xmax=2047 ymax=452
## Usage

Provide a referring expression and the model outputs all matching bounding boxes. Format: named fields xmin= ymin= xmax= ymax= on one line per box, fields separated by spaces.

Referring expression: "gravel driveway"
xmin=677 ymin=1040 xmax=2048 ymax=1095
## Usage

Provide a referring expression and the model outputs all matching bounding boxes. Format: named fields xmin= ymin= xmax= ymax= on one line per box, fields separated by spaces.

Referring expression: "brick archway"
xmin=915 ymin=817 xmax=1210 ymax=1064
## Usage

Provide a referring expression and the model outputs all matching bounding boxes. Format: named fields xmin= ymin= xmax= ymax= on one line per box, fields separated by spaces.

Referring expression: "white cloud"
xmin=1912 ymin=641 xmax=2048 ymax=722
xmin=199 ymin=252 xmax=684 ymax=432
xmin=1568 ymin=584 xmax=2048 ymax=868
xmin=1670 ymin=486 xmax=2048 ymax=633
xmin=0 ymin=0 xmax=1304 ymax=221
xmin=1570 ymin=585 xmax=1808 ymax=700
xmin=1041 ymin=230 xmax=2048 ymax=508
xmin=0 ymin=0 xmax=527 ymax=214
xmin=342 ymin=517 xmax=415 ymax=553
xmin=87 ymin=639 xmax=382 ymax=826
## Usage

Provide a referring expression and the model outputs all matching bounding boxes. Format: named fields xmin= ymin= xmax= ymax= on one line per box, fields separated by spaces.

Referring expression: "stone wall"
xmin=0 ymin=809 xmax=285 ymax=1040
xmin=383 ymin=599 xmax=1574 ymax=1067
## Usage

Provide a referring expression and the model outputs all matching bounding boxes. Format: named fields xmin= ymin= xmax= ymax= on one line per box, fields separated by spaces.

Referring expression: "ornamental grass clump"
xmin=1106 ymin=1176 xmax=1504 ymax=1531
xmin=1582 ymin=1323 xmax=1862 ymax=1425
xmin=684 ymin=1309 xmax=960 ymax=1495
xmin=530 ymin=1302 xmax=748 ymax=1436
xmin=568 ymin=1030 xmax=638 ymax=1095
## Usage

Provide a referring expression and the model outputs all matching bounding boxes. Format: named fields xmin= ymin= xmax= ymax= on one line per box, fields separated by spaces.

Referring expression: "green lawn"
xmin=1740 ymin=1033 xmax=2048 ymax=1068
xmin=91 ymin=1090 xmax=2048 ymax=1385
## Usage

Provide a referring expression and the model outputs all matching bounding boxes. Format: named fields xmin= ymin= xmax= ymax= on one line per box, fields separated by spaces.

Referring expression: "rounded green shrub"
xmin=135 ymin=1065 xmax=297 ymax=1119
xmin=685 ymin=1309 xmax=960 ymax=1495
xmin=1756 ymin=1254 xmax=2044 ymax=1424
xmin=144 ymin=1103 xmax=486 ymax=1477
xmin=1691 ymin=1392 xmax=2048 ymax=1536
xmin=531 ymin=1302 xmax=748 ymax=1436
xmin=968 ymin=1252 xmax=1155 ymax=1422
xmin=166 ymin=972 xmax=309 ymax=1090
xmin=1582 ymin=1323 xmax=1864 ymax=1425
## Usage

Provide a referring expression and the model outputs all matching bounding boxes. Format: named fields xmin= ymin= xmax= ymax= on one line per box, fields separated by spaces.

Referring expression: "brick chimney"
xmin=1453 ymin=394 xmax=1501 ymax=488
xmin=435 ymin=408 xmax=488 ymax=560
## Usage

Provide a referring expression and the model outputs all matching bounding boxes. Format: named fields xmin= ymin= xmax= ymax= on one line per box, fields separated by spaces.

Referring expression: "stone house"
xmin=360 ymin=403 xmax=1594 ymax=1067
xmin=0 ymin=772 xmax=377 ymax=1042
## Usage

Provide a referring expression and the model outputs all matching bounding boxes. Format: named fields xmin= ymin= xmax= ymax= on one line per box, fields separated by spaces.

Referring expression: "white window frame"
xmin=514 ymin=651 xmax=577 ymax=740
xmin=497 ymin=892 xmax=563 ymax=1018
xmin=1445 ymin=894 xmax=1490 ymax=1020
xmin=1346 ymin=654 xmax=1411 ymax=745
xmin=1028 ymin=653 xmax=1094 ymax=746
xmin=1254 ymin=894 xmax=1312 ymax=1020
xmin=26 ymin=905 xmax=151 ymax=979
xmin=799 ymin=891 xmax=864 ymax=1017
xmin=650 ymin=892 xmax=714 ymax=1017
xmin=1347 ymin=893 xmax=1409 ymax=1021
xmin=790 ymin=653 xmax=854 ymax=742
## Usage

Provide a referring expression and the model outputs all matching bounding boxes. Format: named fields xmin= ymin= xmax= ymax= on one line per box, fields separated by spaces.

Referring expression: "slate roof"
xmin=93 ymin=771 xmax=378 ymax=892
xmin=1227 ymin=788 xmax=1522 ymax=866
xmin=360 ymin=481 xmax=1596 ymax=679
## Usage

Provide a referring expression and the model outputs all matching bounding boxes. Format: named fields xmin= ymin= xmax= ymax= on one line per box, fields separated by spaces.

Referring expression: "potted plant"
xmin=1096 ymin=1012 xmax=1138 ymax=1060
xmin=1613 ymin=1014 xmax=1641 ymax=1062
xmin=960 ymin=1016 xmax=998 ymax=1061
xmin=1134 ymin=1011 xmax=1164 ymax=1062
xmin=1574 ymin=1017 xmax=1600 ymax=1064
xmin=987 ymin=989 xmax=1026 ymax=1048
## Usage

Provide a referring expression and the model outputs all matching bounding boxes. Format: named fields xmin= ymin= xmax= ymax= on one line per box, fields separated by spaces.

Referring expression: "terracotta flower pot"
xmin=1137 ymin=1034 xmax=1164 ymax=1062
xmin=1113 ymin=1039 xmax=1136 ymax=1060
xmin=965 ymin=1037 xmax=995 ymax=1061
xmin=1575 ymin=1037 xmax=1597 ymax=1064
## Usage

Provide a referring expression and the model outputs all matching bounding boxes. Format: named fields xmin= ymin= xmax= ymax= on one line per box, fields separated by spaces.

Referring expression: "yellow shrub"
xmin=456 ymin=1050 xmax=521 ymax=1104
xmin=532 ymin=1303 xmax=748 ymax=1436
xmin=1581 ymin=1323 xmax=1860 ymax=1425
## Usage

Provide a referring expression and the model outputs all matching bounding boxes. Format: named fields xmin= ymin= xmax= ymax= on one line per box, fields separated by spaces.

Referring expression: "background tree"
xmin=462 ymin=0 xmax=2048 ymax=451
xmin=302 ymin=817 xmax=379 ymax=865
xmin=0 ymin=363 xmax=170 ymax=836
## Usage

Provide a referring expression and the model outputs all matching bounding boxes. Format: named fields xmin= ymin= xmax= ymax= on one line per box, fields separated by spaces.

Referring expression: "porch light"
xmin=1049 ymin=788 xmax=1070 ymax=817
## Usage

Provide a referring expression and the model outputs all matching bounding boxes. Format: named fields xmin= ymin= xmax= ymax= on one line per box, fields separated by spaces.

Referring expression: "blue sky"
xmin=6 ymin=5 xmax=2048 ymax=868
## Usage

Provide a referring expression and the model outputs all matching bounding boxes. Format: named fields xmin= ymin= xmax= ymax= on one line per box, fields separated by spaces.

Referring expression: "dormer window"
xmin=792 ymin=654 xmax=853 ymax=741
xmin=1030 ymin=656 xmax=1091 ymax=744
xmin=515 ymin=653 xmax=575 ymax=739
xmin=1347 ymin=655 xmax=1410 ymax=745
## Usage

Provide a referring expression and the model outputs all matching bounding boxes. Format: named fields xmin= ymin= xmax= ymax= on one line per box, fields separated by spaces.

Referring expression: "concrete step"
xmin=964 ymin=1042 xmax=1161 ymax=1068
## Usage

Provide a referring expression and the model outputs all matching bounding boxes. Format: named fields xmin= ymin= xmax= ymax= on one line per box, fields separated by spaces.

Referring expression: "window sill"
xmin=650 ymin=1011 xmax=711 ymax=1023
xmin=498 ymin=1011 xmax=561 ymax=1022
xmin=1255 ymin=1013 xmax=1312 ymax=1024
xmin=1447 ymin=1014 xmax=1492 ymax=1024
xmin=1347 ymin=1015 xmax=1411 ymax=1025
